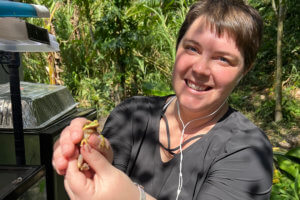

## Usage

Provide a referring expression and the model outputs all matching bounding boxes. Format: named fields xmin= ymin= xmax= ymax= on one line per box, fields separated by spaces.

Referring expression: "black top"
xmin=102 ymin=96 xmax=273 ymax=200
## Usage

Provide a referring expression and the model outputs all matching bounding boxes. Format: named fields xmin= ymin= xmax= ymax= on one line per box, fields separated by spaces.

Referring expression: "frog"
xmin=77 ymin=119 xmax=107 ymax=171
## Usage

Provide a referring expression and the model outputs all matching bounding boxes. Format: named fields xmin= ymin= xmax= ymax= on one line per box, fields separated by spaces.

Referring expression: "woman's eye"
xmin=218 ymin=57 xmax=230 ymax=64
xmin=186 ymin=46 xmax=198 ymax=53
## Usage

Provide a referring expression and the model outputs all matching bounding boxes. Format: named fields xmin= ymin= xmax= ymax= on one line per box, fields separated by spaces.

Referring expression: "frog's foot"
xmin=80 ymin=138 xmax=88 ymax=147
xmin=77 ymin=154 xmax=90 ymax=171
xmin=77 ymin=154 xmax=84 ymax=169
xmin=99 ymin=135 xmax=108 ymax=149
xmin=79 ymin=163 xmax=89 ymax=171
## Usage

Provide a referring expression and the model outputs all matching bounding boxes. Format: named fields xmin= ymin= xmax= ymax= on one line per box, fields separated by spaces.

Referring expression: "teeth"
xmin=187 ymin=80 xmax=207 ymax=91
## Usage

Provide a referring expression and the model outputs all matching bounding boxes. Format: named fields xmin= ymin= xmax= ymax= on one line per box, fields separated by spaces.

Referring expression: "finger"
xmin=53 ymin=146 xmax=79 ymax=175
xmin=69 ymin=118 xmax=88 ymax=143
xmin=53 ymin=156 xmax=67 ymax=175
xmin=88 ymin=134 xmax=109 ymax=151
xmin=59 ymin=118 xmax=88 ymax=157
xmin=81 ymin=144 xmax=114 ymax=175
xmin=88 ymin=134 xmax=113 ymax=163
xmin=65 ymin=158 xmax=87 ymax=196
xmin=52 ymin=140 xmax=64 ymax=172
xmin=52 ymin=144 xmax=68 ymax=175
xmin=64 ymin=178 xmax=76 ymax=200
xmin=59 ymin=128 xmax=76 ymax=157
xmin=53 ymin=139 xmax=60 ymax=152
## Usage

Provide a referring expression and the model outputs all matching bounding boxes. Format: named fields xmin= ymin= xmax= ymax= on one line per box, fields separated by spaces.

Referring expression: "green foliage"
xmin=22 ymin=53 xmax=49 ymax=84
xmin=254 ymin=94 xmax=276 ymax=122
xmin=142 ymin=72 xmax=174 ymax=96
xmin=231 ymin=81 xmax=300 ymax=123
xmin=274 ymin=151 xmax=300 ymax=180
xmin=271 ymin=170 xmax=299 ymax=200
xmin=53 ymin=0 xmax=190 ymax=111
xmin=75 ymin=76 xmax=116 ymax=116
xmin=272 ymin=147 xmax=300 ymax=199
xmin=20 ymin=0 xmax=299 ymax=123
xmin=246 ymin=0 xmax=300 ymax=91
xmin=282 ymin=88 xmax=300 ymax=121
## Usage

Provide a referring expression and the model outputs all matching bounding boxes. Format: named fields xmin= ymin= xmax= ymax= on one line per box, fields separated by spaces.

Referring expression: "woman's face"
xmin=173 ymin=17 xmax=244 ymax=116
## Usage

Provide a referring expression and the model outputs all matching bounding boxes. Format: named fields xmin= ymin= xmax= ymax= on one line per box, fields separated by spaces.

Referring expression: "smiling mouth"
xmin=186 ymin=80 xmax=212 ymax=91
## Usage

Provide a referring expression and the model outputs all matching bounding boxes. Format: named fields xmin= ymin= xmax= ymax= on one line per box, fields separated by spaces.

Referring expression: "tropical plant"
xmin=272 ymin=147 xmax=300 ymax=199
xmin=20 ymin=0 xmax=299 ymax=122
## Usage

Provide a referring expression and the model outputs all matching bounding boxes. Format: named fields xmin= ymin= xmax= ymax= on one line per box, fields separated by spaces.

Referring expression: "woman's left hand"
xmin=64 ymin=144 xmax=140 ymax=200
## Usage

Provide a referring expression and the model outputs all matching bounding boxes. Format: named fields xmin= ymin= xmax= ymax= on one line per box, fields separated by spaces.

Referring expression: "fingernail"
xmin=83 ymin=143 xmax=91 ymax=152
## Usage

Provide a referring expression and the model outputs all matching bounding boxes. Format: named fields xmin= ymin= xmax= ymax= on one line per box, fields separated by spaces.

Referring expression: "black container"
xmin=0 ymin=82 xmax=97 ymax=199
xmin=0 ymin=165 xmax=46 ymax=200
xmin=0 ymin=108 xmax=97 ymax=200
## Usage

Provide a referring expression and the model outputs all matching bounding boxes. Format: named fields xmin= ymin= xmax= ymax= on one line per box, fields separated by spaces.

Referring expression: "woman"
xmin=52 ymin=0 xmax=273 ymax=199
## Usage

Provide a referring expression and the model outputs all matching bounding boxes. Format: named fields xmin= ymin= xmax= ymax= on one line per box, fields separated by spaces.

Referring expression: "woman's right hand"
xmin=52 ymin=118 xmax=88 ymax=175
xmin=52 ymin=117 xmax=113 ymax=175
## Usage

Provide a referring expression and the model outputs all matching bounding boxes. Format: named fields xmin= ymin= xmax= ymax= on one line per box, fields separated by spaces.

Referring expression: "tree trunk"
xmin=115 ymin=2 xmax=126 ymax=100
xmin=274 ymin=0 xmax=284 ymax=122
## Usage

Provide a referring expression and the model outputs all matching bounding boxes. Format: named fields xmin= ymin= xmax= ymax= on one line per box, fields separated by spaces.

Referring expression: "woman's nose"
xmin=191 ymin=56 xmax=211 ymax=76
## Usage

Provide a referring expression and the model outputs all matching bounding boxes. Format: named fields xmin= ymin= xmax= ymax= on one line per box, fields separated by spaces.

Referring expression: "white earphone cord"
xmin=175 ymin=99 xmax=227 ymax=200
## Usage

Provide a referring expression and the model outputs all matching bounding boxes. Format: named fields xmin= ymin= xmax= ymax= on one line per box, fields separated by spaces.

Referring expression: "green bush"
xmin=272 ymin=147 xmax=300 ymax=199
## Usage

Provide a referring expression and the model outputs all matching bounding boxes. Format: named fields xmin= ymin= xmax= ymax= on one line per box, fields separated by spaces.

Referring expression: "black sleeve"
xmin=196 ymin=130 xmax=273 ymax=200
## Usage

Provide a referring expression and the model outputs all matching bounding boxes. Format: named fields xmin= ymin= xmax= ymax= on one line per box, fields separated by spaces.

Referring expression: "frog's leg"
xmin=80 ymin=138 xmax=89 ymax=147
xmin=98 ymin=135 xmax=108 ymax=149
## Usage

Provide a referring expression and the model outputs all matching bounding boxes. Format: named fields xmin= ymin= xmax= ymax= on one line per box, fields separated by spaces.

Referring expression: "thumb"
xmin=81 ymin=144 xmax=114 ymax=175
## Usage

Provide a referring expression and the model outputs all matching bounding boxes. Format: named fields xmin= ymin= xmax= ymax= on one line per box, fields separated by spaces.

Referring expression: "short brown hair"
xmin=176 ymin=0 xmax=263 ymax=71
